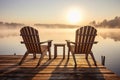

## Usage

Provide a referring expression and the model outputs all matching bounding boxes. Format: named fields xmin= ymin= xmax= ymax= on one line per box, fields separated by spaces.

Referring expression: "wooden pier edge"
xmin=0 ymin=55 xmax=120 ymax=80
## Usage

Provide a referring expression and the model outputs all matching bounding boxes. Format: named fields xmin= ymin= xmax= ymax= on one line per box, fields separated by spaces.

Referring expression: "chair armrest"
xmin=40 ymin=40 xmax=53 ymax=44
xmin=21 ymin=41 xmax=24 ymax=44
xmin=94 ymin=41 xmax=98 ymax=44
xmin=21 ymin=41 xmax=41 ymax=44
xmin=21 ymin=40 xmax=53 ymax=46
xmin=40 ymin=40 xmax=53 ymax=47
xmin=65 ymin=40 xmax=75 ymax=44
xmin=65 ymin=40 xmax=75 ymax=47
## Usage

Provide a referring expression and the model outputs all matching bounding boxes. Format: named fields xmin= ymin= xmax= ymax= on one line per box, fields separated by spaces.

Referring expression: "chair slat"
xmin=21 ymin=27 xmax=32 ymax=52
xmin=75 ymin=26 xmax=97 ymax=54
xmin=83 ymin=26 xmax=90 ymax=53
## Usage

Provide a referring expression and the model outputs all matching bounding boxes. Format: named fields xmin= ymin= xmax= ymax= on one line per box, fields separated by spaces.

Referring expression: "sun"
xmin=67 ymin=8 xmax=82 ymax=24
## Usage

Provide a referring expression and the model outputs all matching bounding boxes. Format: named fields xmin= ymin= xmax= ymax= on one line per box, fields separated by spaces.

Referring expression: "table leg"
xmin=54 ymin=46 xmax=57 ymax=59
xmin=63 ymin=46 xmax=65 ymax=59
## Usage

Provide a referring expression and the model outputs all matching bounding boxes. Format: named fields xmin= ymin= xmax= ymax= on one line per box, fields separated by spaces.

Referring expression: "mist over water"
xmin=0 ymin=26 xmax=120 ymax=76
xmin=98 ymin=28 xmax=120 ymax=41
xmin=0 ymin=26 xmax=120 ymax=41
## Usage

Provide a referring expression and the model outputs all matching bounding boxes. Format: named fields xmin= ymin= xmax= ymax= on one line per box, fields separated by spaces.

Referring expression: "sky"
xmin=0 ymin=0 xmax=120 ymax=25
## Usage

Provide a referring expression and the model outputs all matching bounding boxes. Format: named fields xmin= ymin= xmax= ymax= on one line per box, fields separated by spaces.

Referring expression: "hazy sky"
xmin=0 ymin=0 xmax=120 ymax=25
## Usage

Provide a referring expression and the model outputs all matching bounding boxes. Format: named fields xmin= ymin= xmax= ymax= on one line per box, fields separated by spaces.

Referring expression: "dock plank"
xmin=0 ymin=55 xmax=120 ymax=80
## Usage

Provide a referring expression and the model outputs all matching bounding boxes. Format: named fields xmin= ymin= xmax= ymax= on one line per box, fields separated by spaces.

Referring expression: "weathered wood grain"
xmin=0 ymin=55 xmax=120 ymax=80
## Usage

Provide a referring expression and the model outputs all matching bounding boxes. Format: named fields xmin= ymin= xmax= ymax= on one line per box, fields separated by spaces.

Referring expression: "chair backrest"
xmin=75 ymin=26 xmax=97 ymax=54
xmin=20 ymin=26 xmax=42 ymax=53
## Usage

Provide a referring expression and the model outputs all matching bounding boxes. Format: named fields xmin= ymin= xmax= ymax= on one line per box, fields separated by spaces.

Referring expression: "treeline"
xmin=1 ymin=16 xmax=120 ymax=29
xmin=34 ymin=24 xmax=79 ymax=28
xmin=90 ymin=16 xmax=120 ymax=28
xmin=0 ymin=21 xmax=24 ymax=29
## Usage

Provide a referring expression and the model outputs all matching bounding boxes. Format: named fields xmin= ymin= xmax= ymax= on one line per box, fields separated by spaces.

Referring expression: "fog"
xmin=0 ymin=27 xmax=120 ymax=42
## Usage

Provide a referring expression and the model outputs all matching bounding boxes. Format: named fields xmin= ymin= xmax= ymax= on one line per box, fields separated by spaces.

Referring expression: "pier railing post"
xmin=101 ymin=56 xmax=105 ymax=66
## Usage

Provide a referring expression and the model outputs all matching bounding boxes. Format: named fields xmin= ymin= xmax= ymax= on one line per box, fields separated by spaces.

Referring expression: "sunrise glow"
xmin=67 ymin=8 xmax=82 ymax=24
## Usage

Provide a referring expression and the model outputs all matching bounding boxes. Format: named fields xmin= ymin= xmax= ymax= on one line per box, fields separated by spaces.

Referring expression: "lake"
xmin=0 ymin=26 xmax=120 ymax=76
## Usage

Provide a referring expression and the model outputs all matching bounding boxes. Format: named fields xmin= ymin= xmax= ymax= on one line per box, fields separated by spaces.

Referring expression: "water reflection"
xmin=0 ymin=29 xmax=19 ymax=38
xmin=99 ymin=30 xmax=120 ymax=41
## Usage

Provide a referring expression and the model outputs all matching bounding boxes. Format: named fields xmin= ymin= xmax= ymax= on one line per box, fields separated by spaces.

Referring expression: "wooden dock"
xmin=0 ymin=55 xmax=120 ymax=80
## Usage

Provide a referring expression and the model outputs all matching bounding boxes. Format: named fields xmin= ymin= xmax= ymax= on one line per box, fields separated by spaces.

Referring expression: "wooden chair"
xmin=19 ymin=26 xmax=52 ymax=66
xmin=66 ymin=26 xmax=98 ymax=66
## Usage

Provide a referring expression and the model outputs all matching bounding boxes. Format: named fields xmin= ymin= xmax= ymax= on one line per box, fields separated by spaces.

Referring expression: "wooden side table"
xmin=54 ymin=43 xmax=66 ymax=59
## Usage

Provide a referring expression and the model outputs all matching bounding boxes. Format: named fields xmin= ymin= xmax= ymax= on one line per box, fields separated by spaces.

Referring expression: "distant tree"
xmin=89 ymin=16 xmax=120 ymax=28
xmin=0 ymin=21 xmax=4 ymax=26
xmin=89 ymin=20 xmax=96 ymax=26
xmin=102 ymin=19 xmax=107 ymax=27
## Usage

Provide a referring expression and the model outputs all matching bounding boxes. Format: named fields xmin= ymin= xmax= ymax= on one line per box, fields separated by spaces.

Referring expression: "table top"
xmin=54 ymin=43 xmax=66 ymax=46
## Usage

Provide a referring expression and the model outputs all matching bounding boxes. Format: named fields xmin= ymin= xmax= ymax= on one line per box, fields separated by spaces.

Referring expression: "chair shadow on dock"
xmin=49 ymin=56 xmax=106 ymax=80
xmin=0 ymin=55 xmax=55 ymax=80
xmin=1 ymin=55 xmax=119 ymax=80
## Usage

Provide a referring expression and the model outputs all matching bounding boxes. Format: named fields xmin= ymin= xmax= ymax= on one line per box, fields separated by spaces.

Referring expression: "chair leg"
xmin=90 ymin=52 xmax=97 ymax=66
xmin=68 ymin=48 xmax=70 ymax=59
xmin=48 ymin=48 xmax=51 ymax=59
xmin=37 ymin=53 xmax=46 ymax=66
xmin=85 ymin=53 xmax=89 ymax=59
xmin=19 ymin=52 xmax=29 ymax=65
xmin=71 ymin=53 xmax=77 ymax=66
xmin=33 ymin=53 xmax=36 ymax=59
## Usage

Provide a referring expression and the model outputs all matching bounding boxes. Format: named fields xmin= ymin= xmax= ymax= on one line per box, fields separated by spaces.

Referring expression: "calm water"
xmin=0 ymin=27 xmax=120 ymax=76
